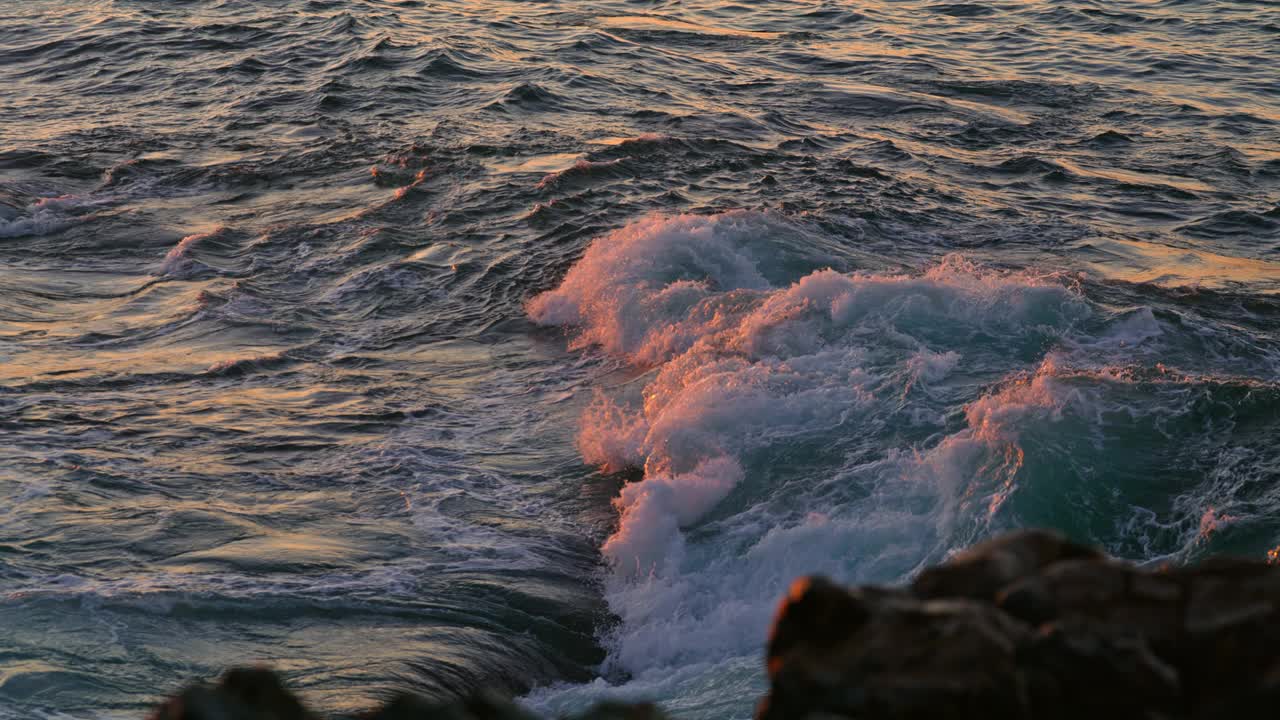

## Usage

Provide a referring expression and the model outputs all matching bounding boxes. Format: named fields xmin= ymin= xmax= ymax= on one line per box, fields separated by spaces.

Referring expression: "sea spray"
xmin=526 ymin=212 xmax=1097 ymax=714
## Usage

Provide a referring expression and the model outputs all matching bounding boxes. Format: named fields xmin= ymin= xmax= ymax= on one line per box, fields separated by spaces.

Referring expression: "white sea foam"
xmin=0 ymin=194 xmax=106 ymax=238
xmin=526 ymin=211 xmax=1093 ymax=718
xmin=530 ymin=212 xmax=1084 ymax=573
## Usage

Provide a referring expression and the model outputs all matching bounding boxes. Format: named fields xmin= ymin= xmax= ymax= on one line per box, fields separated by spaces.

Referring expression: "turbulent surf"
xmin=1 ymin=1 xmax=1277 ymax=719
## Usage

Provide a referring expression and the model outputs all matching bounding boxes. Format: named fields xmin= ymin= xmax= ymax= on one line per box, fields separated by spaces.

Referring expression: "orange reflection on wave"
xmin=1081 ymin=238 xmax=1280 ymax=293
xmin=598 ymin=15 xmax=781 ymax=39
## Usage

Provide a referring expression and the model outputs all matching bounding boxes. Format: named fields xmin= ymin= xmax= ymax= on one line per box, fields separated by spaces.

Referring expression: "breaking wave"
xmin=526 ymin=211 xmax=1280 ymax=716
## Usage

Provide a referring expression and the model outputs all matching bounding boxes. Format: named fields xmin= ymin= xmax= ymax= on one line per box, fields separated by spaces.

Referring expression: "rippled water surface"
xmin=2 ymin=1 xmax=1278 ymax=717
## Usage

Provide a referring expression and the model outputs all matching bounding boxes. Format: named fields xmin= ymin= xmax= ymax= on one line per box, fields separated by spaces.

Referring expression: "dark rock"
xmin=1017 ymin=618 xmax=1180 ymax=719
xmin=364 ymin=689 xmax=540 ymax=720
xmin=153 ymin=669 xmax=665 ymax=720
xmin=912 ymin=529 xmax=1103 ymax=602
xmin=150 ymin=667 xmax=315 ymax=720
xmin=1173 ymin=558 xmax=1280 ymax=634
xmin=760 ymin=531 xmax=1280 ymax=719
xmin=997 ymin=558 xmax=1185 ymax=648
xmin=761 ymin=577 xmax=1030 ymax=719
xmin=765 ymin=577 xmax=895 ymax=678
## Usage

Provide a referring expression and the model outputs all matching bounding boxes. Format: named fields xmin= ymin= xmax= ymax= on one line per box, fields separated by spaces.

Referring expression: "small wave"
xmin=928 ymin=3 xmax=996 ymax=18
xmin=591 ymin=133 xmax=671 ymax=148
xmin=0 ymin=194 xmax=110 ymax=239
xmin=1179 ymin=209 xmax=1280 ymax=239
xmin=205 ymin=351 xmax=292 ymax=376
xmin=0 ymin=207 xmax=75 ymax=239
xmin=598 ymin=15 xmax=782 ymax=40
xmin=536 ymin=157 xmax=630 ymax=190
xmin=99 ymin=157 xmax=182 ymax=189
xmin=488 ymin=82 xmax=567 ymax=112
xmin=992 ymin=155 xmax=1065 ymax=176
xmin=159 ymin=229 xmax=221 ymax=278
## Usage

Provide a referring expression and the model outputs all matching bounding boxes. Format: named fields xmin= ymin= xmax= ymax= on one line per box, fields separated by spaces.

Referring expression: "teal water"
xmin=1 ymin=1 xmax=1277 ymax=718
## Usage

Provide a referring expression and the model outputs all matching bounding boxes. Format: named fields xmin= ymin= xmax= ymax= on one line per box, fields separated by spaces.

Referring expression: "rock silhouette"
xmin=761 ymin=529 xmax=1280 ymax=719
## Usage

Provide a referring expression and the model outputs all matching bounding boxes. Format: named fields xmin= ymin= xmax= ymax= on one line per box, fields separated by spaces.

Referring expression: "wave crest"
xmin=530 ymin=212 xmax=1086 ymax=579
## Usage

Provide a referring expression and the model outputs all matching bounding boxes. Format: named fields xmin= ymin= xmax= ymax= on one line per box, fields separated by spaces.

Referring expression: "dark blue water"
xmin=1 ymin=1 xmax=1278 ymax=718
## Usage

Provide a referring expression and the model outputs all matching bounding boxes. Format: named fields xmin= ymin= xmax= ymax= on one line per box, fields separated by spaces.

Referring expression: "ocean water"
xmin=1 ymin=0 xmax=1278 ymax=717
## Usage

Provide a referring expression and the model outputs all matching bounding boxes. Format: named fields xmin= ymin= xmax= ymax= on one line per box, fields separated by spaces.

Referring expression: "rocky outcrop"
xmin=150 ymin=529 xmax=1280 ymax=719
xmin=761 ymin=529 xmax=1280 ymax=719
xmin=149 ymin=667 xmax=666 ymax=720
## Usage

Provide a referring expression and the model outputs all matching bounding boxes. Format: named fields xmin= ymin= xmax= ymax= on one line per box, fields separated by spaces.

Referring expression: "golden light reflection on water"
xmin=1082 ymin=237 xmax=1280 ymax=293
xmin=491 ymin=152 xmax=585 ymax=174
xmin=1053 ymin=159 xmax=1215 ymax=195
xmin=597 ymin=15 xmax=782 ymax=39
xmin=169 ymin=528 xmax=369 ymax=569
